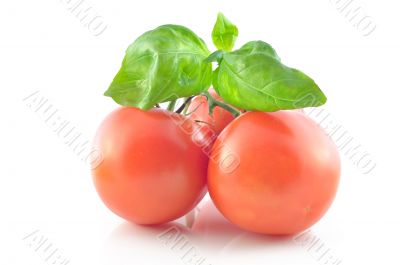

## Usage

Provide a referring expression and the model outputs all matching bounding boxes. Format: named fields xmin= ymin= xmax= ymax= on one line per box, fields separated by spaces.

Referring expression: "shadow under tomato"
xmin=102 ymin=199 xmax=298 ymax=264
xmin=190 ymin=200 xmax=295 ymax=253
xmin=100 ymin=220 xmax=193 ymax=265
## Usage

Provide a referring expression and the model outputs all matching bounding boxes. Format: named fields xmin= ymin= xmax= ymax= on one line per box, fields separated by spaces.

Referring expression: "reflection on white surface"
xmin=101 ymin=200 xmax=303 ymax=265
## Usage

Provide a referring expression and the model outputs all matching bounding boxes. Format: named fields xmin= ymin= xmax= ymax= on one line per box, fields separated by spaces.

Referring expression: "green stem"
xmin=167 ymin=100 xmax=177 ymax=111
xmin=202 ymin=91 xmax=241 ymax=118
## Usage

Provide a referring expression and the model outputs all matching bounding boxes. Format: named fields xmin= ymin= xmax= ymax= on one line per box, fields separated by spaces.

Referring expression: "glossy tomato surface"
xmin=188 ymin=89 xmax=235 ymax=135
xmin=208 ymin=111 xmax=340 ymax=235
xmin=92 ymin=107 xmax=209 ymax=224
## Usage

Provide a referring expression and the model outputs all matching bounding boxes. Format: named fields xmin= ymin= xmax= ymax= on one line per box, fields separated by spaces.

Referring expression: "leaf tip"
xmin=103 ymin=86 xmax=113 ymax=97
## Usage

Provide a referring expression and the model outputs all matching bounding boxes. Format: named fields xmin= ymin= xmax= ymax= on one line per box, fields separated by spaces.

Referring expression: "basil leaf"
xmin=215 ymin=42 xmax=326 ymax=111
xmin=105 ymin=25 xmax=212 ymax=109
xmin=206 ymin=50 xmax=225 ymax=63
xmin=234 ymin=41 xmax=280 ymax=61
xmin=212 ymin=13 xmax=238 ymax=51
xmin=212 ymin=66 xmax=221 ymax=93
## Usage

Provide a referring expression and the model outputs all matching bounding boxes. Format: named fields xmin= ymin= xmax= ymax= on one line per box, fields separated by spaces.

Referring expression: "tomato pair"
xmin=92 ymin=97 xmax=340 ymax=235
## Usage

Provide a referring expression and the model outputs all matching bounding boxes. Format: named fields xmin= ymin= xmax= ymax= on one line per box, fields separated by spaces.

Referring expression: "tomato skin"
xmin=92 ymin=107 xmax=209 ymax=225
xmin=188 ymin=89 xmax=235 ymax=135
xmin=208 ymin=111 xmax=340 ymax=235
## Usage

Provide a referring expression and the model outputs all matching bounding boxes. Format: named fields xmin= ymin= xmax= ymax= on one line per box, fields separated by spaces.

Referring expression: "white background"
xmin=1 ymin=0 xmax=399 ymax=264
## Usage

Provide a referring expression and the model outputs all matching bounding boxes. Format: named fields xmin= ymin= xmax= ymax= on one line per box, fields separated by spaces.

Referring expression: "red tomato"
xmin=208 ymin=111 xmax=340 ymax=235
xmin=188 ymin=89 xmax=235 ymax=135
xmin=92 ymin=107 xmax=209 ymax=225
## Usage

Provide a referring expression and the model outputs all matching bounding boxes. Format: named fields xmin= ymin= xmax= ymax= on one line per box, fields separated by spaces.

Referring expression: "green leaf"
xmin=234 ymin=41 xmax=280 ymax=61
xmin=105 ymin=25 xmax=212 ymax=109
xmin=212 ymin=13 xmax=239 ymax=51
xmin=212 ymin=66 xmax=221 ymax=93
xmin=206 ymin=50 xmax=225 ymax=63
xmin=215 ymin=42 xmax=326 ymax=111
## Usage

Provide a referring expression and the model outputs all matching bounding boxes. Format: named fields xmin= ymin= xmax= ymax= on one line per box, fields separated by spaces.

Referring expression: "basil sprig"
xmin=105 ymin=14 xmax=327 ymax=112
xmin=212 ymin=12 xmax=239 ymax=52
xmin=105 ymin=25 xmax=212 ymax=109
xmin=214 ymin=41 xmax=326 ymax=111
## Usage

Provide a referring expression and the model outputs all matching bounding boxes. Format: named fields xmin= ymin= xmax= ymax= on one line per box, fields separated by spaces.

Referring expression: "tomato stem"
xmin=167 ymin=100 xmax=177 ymax=111
xmin=202 ymin=91 xmax=241 ymax=118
